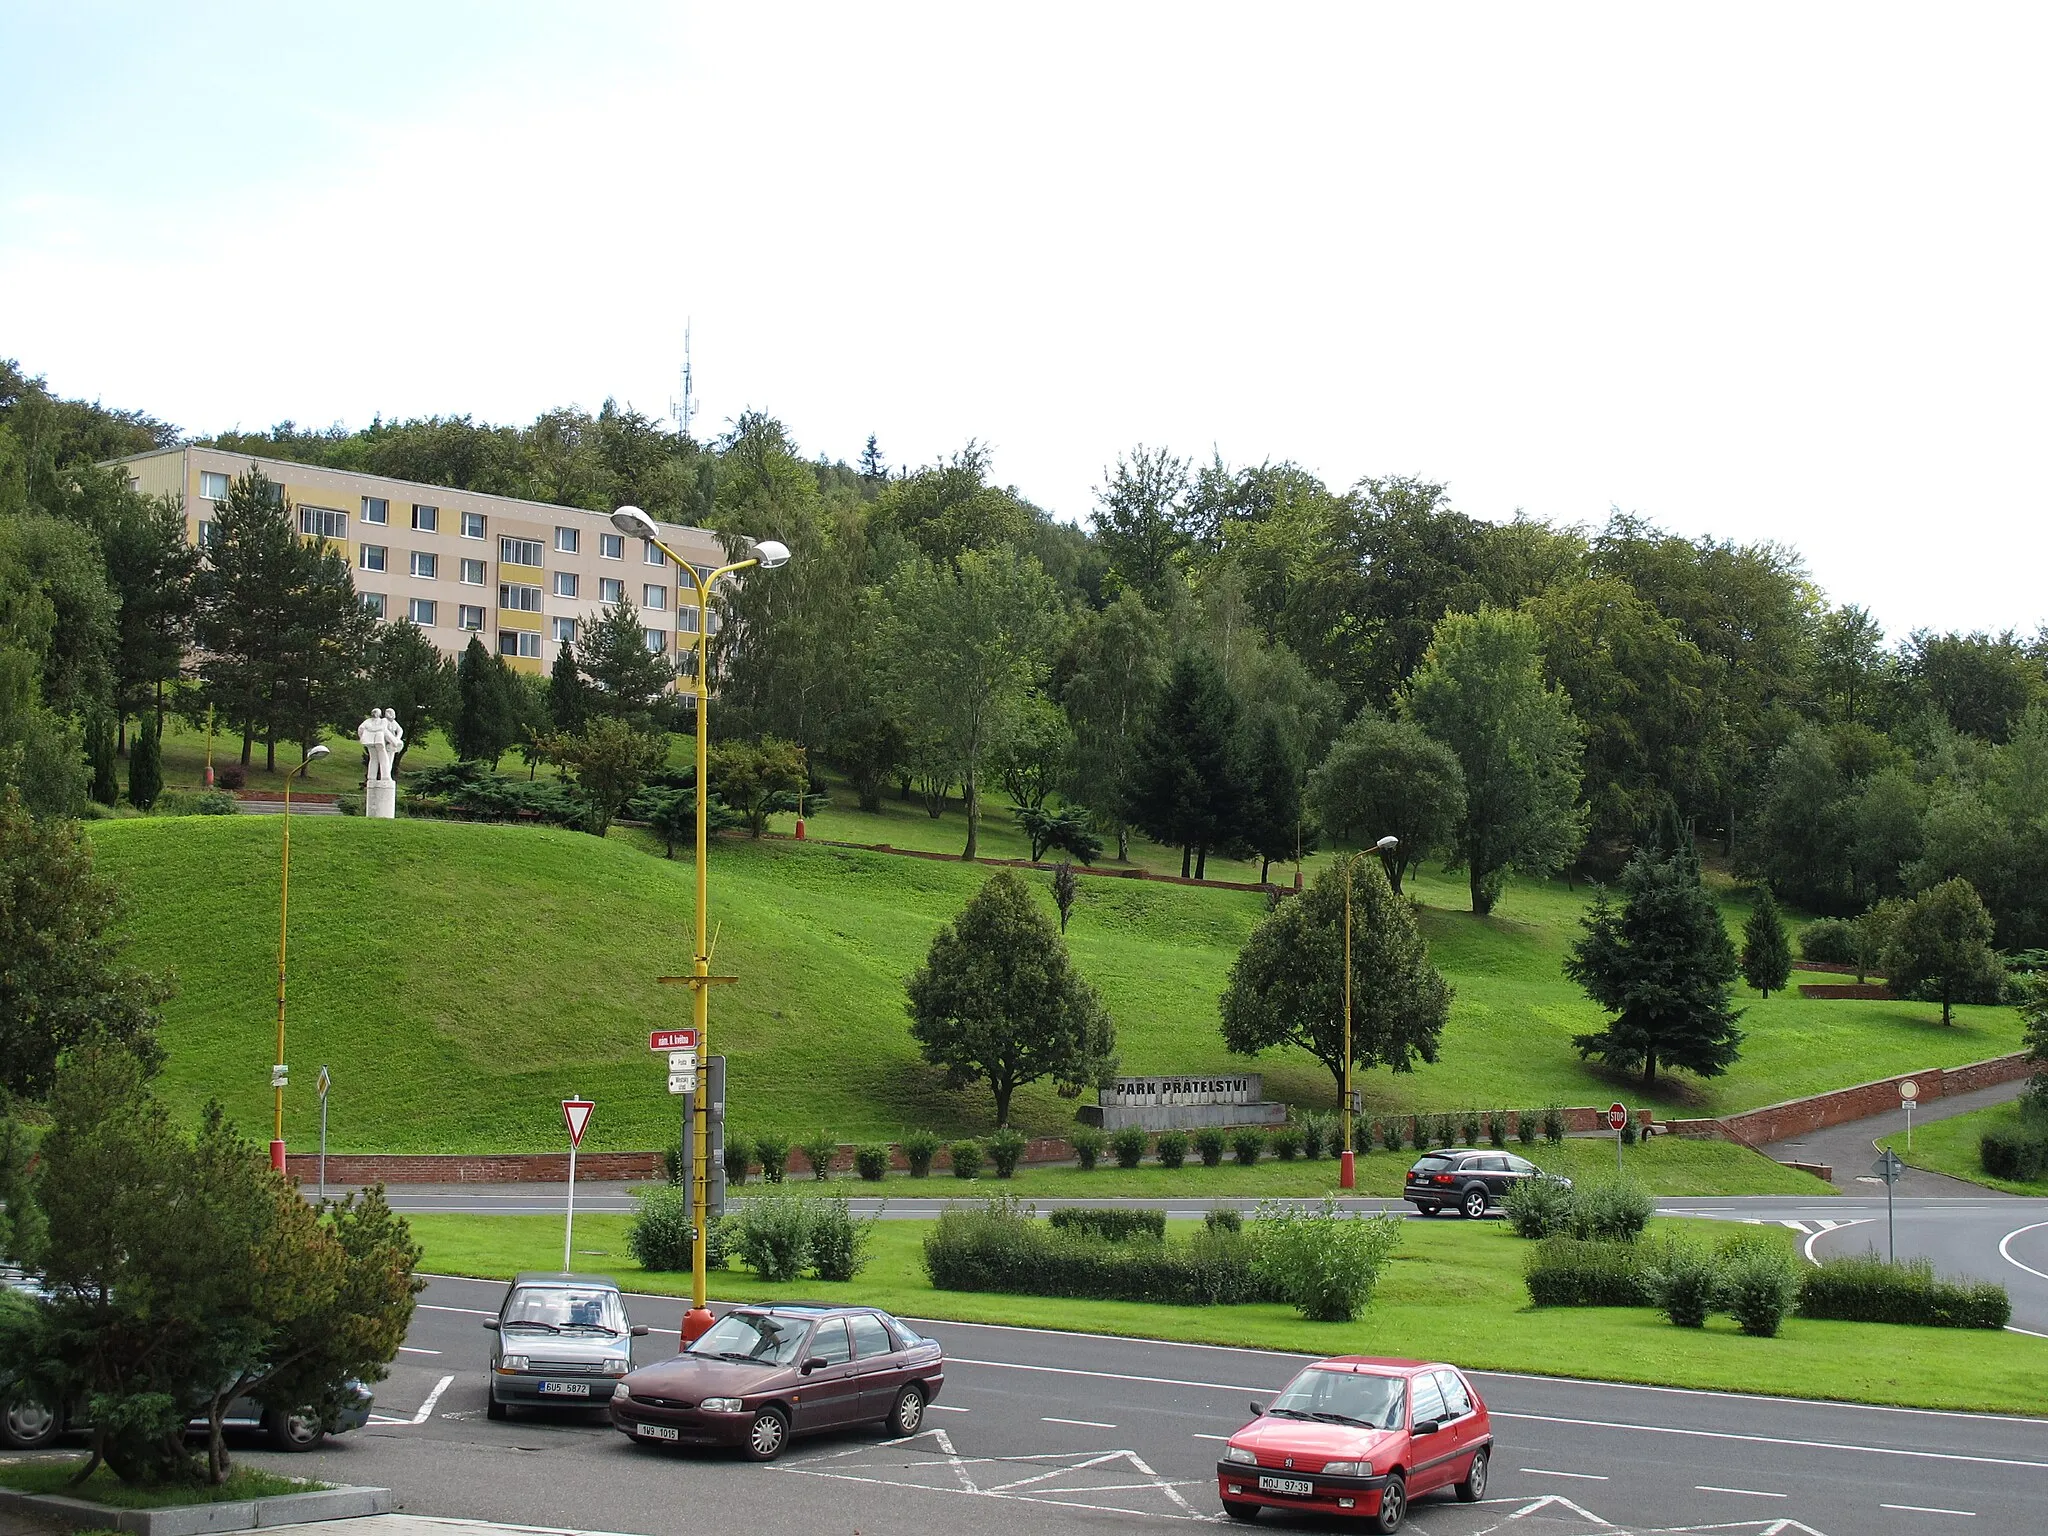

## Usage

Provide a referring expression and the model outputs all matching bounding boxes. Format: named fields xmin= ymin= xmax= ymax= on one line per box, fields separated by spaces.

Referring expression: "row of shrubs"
xmin=626 ymin=1184 xmax=875 ymax=1283
xmin=1526 ymin=1233 xmax=2010 ymax=1335
xmin=1503 ymin=1176 xmax=1657 ymax=1242
xmin=1979 ymin=1118 xmax=2048 ymax=1182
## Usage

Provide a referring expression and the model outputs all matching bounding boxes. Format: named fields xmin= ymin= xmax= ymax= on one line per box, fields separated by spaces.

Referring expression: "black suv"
xmin=1404 ymin=1149 xmax=1567 ymax=1218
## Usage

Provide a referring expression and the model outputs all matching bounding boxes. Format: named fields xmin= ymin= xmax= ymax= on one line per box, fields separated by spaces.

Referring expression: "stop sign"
xmin=1608 ymin=1102 xmax=1629 ymax=1131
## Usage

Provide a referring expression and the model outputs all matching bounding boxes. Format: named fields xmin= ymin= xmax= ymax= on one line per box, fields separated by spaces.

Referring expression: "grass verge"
xmin=1880 ymin=1100 xmax=2048 ymax=1195
xmin=409 ymin=1212 xmax=2048 ymax=1415
xmin=0 ymin=1461 xmax=325 ymax=1507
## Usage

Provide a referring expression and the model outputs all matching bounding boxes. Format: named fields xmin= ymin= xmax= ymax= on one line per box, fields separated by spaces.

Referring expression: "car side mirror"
xmin=631 ymin=1326 xmax=650 ymax=1337
xmin=1248 ymin=1401 xmax=1264 ymax=1417
xmin=481 ymin=1319 xmax=500 ymax=1331
xmin=801 ymin=1357 xmax=823 ymax=1374
xmin=1412 ymin=1419 xmax=1439 ymax=1436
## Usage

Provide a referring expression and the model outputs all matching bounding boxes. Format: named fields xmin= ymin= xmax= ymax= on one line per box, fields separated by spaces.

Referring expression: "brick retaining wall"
xmin=1797 ymin=983 xmax=1894 ymax=1000
xmin=1664 ymin=1051 xmax=2031 ymax=1148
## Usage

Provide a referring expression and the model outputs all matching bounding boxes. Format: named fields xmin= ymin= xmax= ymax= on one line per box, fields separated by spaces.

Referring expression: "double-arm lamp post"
xmin=609 ymin=506 xmax=789 ymax=1342
xmin=1338 ymin=834 xmax=1400 ymax=1192
xmin=272 ymin=743 xmax=331 ymax=1172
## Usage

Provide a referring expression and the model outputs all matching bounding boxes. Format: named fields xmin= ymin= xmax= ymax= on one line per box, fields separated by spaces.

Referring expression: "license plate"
xmin=1258 ymin=1475 xmax=1314 ymax=1497
xmin=637 ymin=1423 xmax=680 ymax=1440
xmin=538 ymin=1380 xmax=592 ymax=1397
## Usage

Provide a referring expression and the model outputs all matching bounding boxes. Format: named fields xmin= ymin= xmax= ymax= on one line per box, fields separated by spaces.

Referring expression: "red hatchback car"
xmin=1215 ymin=1356 xmax=1491 ymax=1530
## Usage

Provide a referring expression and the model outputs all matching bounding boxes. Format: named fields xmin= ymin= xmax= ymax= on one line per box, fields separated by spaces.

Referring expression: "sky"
xmin=3 ymin=2 xmax=2043 ymax=640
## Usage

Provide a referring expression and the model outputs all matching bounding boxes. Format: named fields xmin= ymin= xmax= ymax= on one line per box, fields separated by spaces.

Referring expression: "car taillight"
xmin=1433 ymin=1174 xmax=1454 ymax=1184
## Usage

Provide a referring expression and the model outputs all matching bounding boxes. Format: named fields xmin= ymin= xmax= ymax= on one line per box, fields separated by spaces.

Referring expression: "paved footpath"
xmin=1760 ymin=1076 xmax=2029 ymax=1197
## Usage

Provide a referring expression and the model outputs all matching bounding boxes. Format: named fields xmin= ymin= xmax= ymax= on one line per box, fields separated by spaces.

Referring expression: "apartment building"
xmin=106 ymin=446 xmax=730 ymax=676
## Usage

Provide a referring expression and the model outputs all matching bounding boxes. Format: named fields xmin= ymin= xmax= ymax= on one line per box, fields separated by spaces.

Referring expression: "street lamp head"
xmin=610 ymin=505 xmax=660 ymax=540
xmin=1375 ymin=835 xmax=1399 ymax=852
xmin=752 ymin=539 xmax=791 ymax=570
xmin=306 ymin=744 xmax=331 ymax=761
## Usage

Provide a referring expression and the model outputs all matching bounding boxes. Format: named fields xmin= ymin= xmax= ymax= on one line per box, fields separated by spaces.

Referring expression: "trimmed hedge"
xmin=924 ymin=1201 xmax=1265 ymax=1305
xmin=1798 ymin=1255 xmax=2010 ymax=1329
xmin=1048 ymin=1207 xmax=1166 ymax=1243
xmin=1980 ymin=1125 xmax=2048 ymax=1182
xmin=1523 ymin=1237 xmax=1655 ymax=1308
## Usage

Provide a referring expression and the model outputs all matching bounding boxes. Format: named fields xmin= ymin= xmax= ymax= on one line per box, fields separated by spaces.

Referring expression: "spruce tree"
xmin=1741 ymin=889 xmax=1793 ymax=997
xmin=126 ymin=714 xmax=162 ymax=812
xmin=1236 ymin=710 xmax=1304 ymax=884
xmin=1125 ymin=650 xmax=1244 ymax=879
xmin=452 ymin=637 xmax=517 ymax=767
xmin=1566 ymin=824 xmax=1746 ymax=1088
xmin=548 ymin=639 xmax=590 ymax=734
xmin=87 ymin=714 xmax=119 ymax=806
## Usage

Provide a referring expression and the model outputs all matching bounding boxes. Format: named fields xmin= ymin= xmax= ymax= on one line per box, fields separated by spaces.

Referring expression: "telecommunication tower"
xmin=670 ymin=321 xmax=696 ymax=440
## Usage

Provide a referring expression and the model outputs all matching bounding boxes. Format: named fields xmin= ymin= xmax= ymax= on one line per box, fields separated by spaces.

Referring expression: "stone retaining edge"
xmin=0 ymin=1484 xmax=390 ymax=1535
xmin=1663 ymin=1051 xmax=2031 ymax=1150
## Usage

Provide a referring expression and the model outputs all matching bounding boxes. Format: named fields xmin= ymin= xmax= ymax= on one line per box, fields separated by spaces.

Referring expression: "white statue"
xmin=357 ymin=708 xmax=401 ymax=783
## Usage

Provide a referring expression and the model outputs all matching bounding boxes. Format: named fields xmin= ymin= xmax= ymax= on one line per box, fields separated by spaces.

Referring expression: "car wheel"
xmin=1456 ymin=1446 xmax=1488 ymax=1502
xmin=743 ymin=1406 xmax=790 ymax=1462
xmin=1372 ymin=1472 xmax=1407 ymax=1532
xmin=1222 ymin=1499 xmax=1260 ymax=1521
xmin=486 ymin=1394 xmax=508 ymax=1422
xmin=886 ymin=1385 xmax=925 ymax=1437
xmin=263 ymin=1409 xmax=327 ymax=1452
xmin=0 ymin=1390 xmax=61 ymax=1451
xmin=1461 ymin=1186 xmax=1488 ymax=1219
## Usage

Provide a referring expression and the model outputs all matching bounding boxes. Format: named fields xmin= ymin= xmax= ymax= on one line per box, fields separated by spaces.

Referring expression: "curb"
xmin=0 ymin=1482 xmax=391 ymax=1534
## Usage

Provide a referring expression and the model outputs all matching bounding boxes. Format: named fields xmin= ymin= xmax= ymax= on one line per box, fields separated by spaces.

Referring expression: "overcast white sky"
xmin=4 ymin=3 xmax=2042 ymax=639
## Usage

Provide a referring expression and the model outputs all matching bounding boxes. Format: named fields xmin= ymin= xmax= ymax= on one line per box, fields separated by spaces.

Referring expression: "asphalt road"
xmin=208 ymin=1273 xmax=2047 ymax=1536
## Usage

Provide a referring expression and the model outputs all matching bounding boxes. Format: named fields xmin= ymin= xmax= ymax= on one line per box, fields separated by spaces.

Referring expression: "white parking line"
xmin=1489 ymin=1410 xmax=2048 ymax=1472
xmin=1522 ymin=1468 xmax=1608 ymax=1480
xmin=1042 ymin=1416 xmax=1117 ymax=1428
xmin=1697 ymin=1484 xmax=1786 ymax=1497
xmin=398 ymin=1346 xmax=442 ymax=1356
xmin=1192 ymin=1434 xmax=1231 ymax=1443
xmin=928 ymin=1404 xmax=970 ymax=1413
xmin=414 ymin=1374 xmax=455 ymax=1424
xmin=1883 ymin=1504 xmax=1976 ymax=1517
xmin=419 ymin=1302 xmax=496 ymax=1316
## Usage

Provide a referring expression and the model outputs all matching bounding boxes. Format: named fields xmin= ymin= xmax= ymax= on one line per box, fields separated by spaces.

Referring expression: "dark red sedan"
xmin=610 ymin=1304 xmax=944 ymax=1462
xmin=1216 ymin=1356 xmax=1491 ymax=1530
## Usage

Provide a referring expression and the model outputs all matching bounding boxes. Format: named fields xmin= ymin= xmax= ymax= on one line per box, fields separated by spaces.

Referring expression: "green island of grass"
xmin=0 ymin=1460 xmax=326 ymax=1508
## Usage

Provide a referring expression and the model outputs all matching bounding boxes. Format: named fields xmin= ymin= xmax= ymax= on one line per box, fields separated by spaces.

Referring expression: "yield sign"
xmin=562 ymin=1098 xmax=595 ymax=1147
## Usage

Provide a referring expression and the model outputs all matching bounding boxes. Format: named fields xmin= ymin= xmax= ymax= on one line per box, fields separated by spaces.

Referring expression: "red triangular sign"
xmin=562 ymin=1099 xmax=595 ymax=1147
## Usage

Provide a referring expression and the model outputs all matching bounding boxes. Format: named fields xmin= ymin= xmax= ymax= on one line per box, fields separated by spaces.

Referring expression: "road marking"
xmin=1042 ymin=1416 xmax=1117 ymax=1428
xmin=1779 ymin=1220 xmax=1812 ymax=1233
xmin=418 ymin=1302 xmax=496 ymax=1316
xmin=2005 ymin=1324 xmax=2048 ymax=1339
xmin=1521 ymin=1468 xmax=1608 ymax=1480
xmin=928 ymin=1404 xmax=970 ymax=1413
xmin=1803 ymin=1218 xmax=1872 ymax=1264
xmin=1997 ymin=1221 xmax=2048 ymax=1283
xmin=398 ymin=1346 xmax=442 ymax=1356
xmin=1509 ymin=1494 xmax=1614 ymax=1525
xmin=1697 ymin=1484 xmax=1788 ymax=1497
xmin=1490 ymin=1410 xmax=2048 ymax=1472
xmin=1192 ymin=1433 xmax=1232 ymax=1442
xmin=1882 ymin=1503 xmax=1976 ymax=1516
xmin=413 ymin=1374 xmax=455 ymax=1424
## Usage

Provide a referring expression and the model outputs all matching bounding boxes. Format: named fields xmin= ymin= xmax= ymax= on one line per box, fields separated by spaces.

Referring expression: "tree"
xmin=1740 ymin=889 xmax=1792 ymax=998
xmin=859 ymin=433 xmax=888 ymax=483
xmin=708 ymin=736 xmax=807 ymax=838
xmin=98 ymin=493 xmax=198 ymax=743
xmin=576 ymin=597 xmax=674 ymax=723
xmin=1049 ymin=861 xmax=1080 ymax=934
xmin=544 ymin=717 xmax=667 ymax=837
xmin=0 ymin=790 xmax=168 ymax=1101
xmin=1092 ymin=444 xmax=1195 ymax=600
xmin=993 ymin=694 xmax=1072 ymax=813
xmin=2019 ymin=971 xmax=2048 ymax=1110
xmin=1235 ymin=709 xmax=1304 ymax=884
xmin=0 ymin=513 xmax=117 ymax=719
xmin=126 ymin=714 xmax=162 ymax=811
xmin=86 ymin=711 xmax=119 ymax=806
xmin=1125 ymin=649 xmax=1245 ymax=879
xmin=362 ymin=619 xmax=454 ymax=774
xmin=1013 ymin=804 xmax=1102 ymax=864
xmin=1881 ymin=877 xmax=2004 ymax=1027
xmin=1060 ymin=589 xmax=1167 ymax=861
xmin=1306 ymin=716 xmax=1466 ymax=894
xmin=548 ymin=638 xmax=591 ymax=735
xmin=1218 ymin=857 xmax=1452 ymax=1105
xmin=1401 ymin=607 xmax=1586 ymax=914
xmin=829 ymin=698 xmax=906 ymax=813
xmin=452 ymin=637 xmax=518 ymax=766
xmin=876 ymin=548 xmax=1065 ymax=860
xmin=905 ymin=870 xmax=1116 ymax=1126
xmin=1567 ymin=826 xmax=1745 ymax=1089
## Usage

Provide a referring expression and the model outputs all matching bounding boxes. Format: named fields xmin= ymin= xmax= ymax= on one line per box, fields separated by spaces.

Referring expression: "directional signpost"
xmin=316 ymin=1065 xmax=332 ymax=1201
xmin=561 ymin=1097 xmax=595 ymax=1272
xmin=1900 ymin=1078 xmax=1919 ymax=1152
xmin=1872 ymin=1147 xmax=1906 ymax=1261
xmin=1608 ymin=1102 xmax=1629 ymax=1175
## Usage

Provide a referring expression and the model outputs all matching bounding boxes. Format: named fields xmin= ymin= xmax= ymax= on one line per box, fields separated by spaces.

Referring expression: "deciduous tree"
xmin=1307 ymin=716 xmax=1466 ymax=894
xmin=708 ymin=736 xmax=807 ymax=838
xmin=1882 ymin=877 xmax=2004 ymax=1026
xmin=543 ymin=716 xmax=667 ymax=836
xmin=1060 ymin=589 xmax=1167 ymax=861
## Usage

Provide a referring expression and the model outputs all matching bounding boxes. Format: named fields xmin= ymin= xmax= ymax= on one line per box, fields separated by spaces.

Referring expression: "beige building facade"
xmin=108 ymin=446 xmax=729 ymax=676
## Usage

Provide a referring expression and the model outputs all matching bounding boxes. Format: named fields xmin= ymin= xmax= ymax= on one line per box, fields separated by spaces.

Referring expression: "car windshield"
xmin=502 ymin=1286 xmax=626 ymax=1333
xmin=687 ymin=1311 xmax=808 ymax=1366
xmin=1265 ymin=1368 xmax=1407 ymax=1429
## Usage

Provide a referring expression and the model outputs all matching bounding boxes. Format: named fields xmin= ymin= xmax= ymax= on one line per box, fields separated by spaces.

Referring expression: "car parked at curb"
xmin=611 ymin=1304 xmax=944 ymax=1462
xmin=1404 ymin=1149 xmax=1567 ymax=1218
xmin=1216 ymin=1356 xmax=1491 ymax=1530
xmin=483 ymin=1272 xmax=647 ymax=1420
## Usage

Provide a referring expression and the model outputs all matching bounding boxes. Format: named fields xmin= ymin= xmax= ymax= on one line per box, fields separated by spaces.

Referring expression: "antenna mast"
xmin=671 ymin=321 xmax=696 ymax=440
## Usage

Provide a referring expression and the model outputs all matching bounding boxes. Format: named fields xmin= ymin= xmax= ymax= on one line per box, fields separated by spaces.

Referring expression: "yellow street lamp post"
xmin=610 ymin=506 xmax=789 ymax=1342
xmin=272 ymin=743 xmax=330 ymax=1172
xmin=1339 ymin=834 xmax=1400 ymax=1191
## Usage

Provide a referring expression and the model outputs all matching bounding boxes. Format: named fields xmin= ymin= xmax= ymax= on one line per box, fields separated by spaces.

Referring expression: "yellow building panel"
xmin=498 ymin=609 xmax=543 ymax=632
xmin=505 ymin=655 xmax=544 ymax=676
xmin=499 ymin=561 xmax=545 ymax=580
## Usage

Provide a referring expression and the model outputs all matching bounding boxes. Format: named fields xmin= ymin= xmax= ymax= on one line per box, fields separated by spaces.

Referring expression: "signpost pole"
xmin=1340 ymin=859 xmax=1354 ymax=1191
xmin=561 ymin=1098 xmax=594 ymax=1273
xmin=565 ymin=1133 xmax=577 ymax=1273
xmin=317 ymin=1066 xmax=330 ymax=1202
xmin=1871 ymin=1149 xmax=1904 ymax=1262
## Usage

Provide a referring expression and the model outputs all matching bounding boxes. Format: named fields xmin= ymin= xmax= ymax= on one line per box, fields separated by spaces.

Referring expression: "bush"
xmin=1486 ymin=1110 xmax=1508 ymax=1148
xmin=1408 ymin=1116 xmax=1427 ymax=1150
xmin=1112 ymin=1127 xmax=1149 ymax=1170
xmin=1435 ymin=1114 xmax=1457 ymax=1147
xmin=626 ymin=1182 xmax=696 ymax=1271
xmin=1720 ymin=1243 xmax=1800 ymax=1337
xmin=987 ymin=1126 xmax=1028 ymax=1178
xmin=1297 ymin=1115 xmax=1326 ymax=1161
xmin=1194 ymin=1127 xmax=1227 ymax=1167
xmin=729 ymin=1193 xmax=811 ymax=1281
xmin=1620 ymin=1120 xmax=1639 ymax=1146
xmin=1269 ymin=1125 xmax=1301 ymax=1162
xmin=1231 ymin=1129 xmax=1264 ymax=1167
xmin=754 ymin=1132 xmax=790 ymax=1184
xmin=903 ymin=1128 xmax=941 ymax=1178
xmin=1570 ymin=1180 xmax=1656 ymax=1243
xmin=1524 ymin=1237 xmax=1655 ymax=1308
xmin=854 ymin=1144 xmax=890 ymax=1182
xmin=1503 ymin=1175 xmax=1576 ymax=1239
xmin=1799 ymin=917 xmax=1859 ymax=965
xmin=806 ymin=1196 xmax=876 ymax=1282
xmin=1071 ymin=1125 xmax=1105 ymax=1171
xmin=1517 ymin=1111 xmax=1539 ymax=1147
xmin=723 ymin=1137 xmax=750 ymax=1187
xmin=798 ymin=1130 xmax=838 ymax=1181
xmin=1249 ymin=1200 xmax=1403 ymax=1322
xmin=1543 ymin=1107 xmax=1566 ymax=1144
xmin=1651 ymin=1242 xmax=1719 ymax=1328
xmin=1980 ymin=1125 xmax=2048 ymax=1182
xmin=214 ymin=762 xmax=246 ymax=791
xmin=1049 ymin=1208 xmax=1166 ymax=1242
xmin=950 ymin=1139 xmax=984 ymax=1179
xmin=1461 ymin=1114 xmax=1482 ymax=1147
xmin=1798 ymin=1254 xmax=2011 ymax=1328
xmin=925 ymin=1198 xmax=1264 ymax=1305
xmin=1381 ymin=1118 xmax=1405 ymax=1153
xmin=1154 ymin=1129 xmax=1189 ymax=1170
xmin=1204 ymin=1207 xmax=1242 ymax=1235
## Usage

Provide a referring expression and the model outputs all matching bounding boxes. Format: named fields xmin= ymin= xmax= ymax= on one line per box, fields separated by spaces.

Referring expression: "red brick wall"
xmin=1675 ymin=1052 xmax=2031 ymax=1147
xmin=284 ymin=1151 xmax=664 ymax=1184
xmin=1797 ymin=984 xmax=1894 ymax=1000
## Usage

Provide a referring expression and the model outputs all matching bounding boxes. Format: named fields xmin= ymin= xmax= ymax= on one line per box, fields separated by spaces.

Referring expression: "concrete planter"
xmin=0 ymin=1481 xmax=391 ymax=1534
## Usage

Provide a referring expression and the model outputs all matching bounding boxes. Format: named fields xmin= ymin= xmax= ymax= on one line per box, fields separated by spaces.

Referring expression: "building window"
xmin=693 ymin=564 xmax=715 ymax=586
xmin=555 ymin=526 xmax=579 ymax=554
xmin=499 ymin=583 xmax=543 ymax=612
xmin=499 ymin=536 xmax=543 ymax=567
xmin=678 ymin=606 xmax=699 ymax=634
xmin=410 ymin=551 xmax=437 ymax=579
xmin=127 ymin=476 xmax=141 ymax=493
xmin=361 ymin=495 xmax=388 ymax=525
xmin=359 ymin=544 xmax=387 ymax=572
xmin=553 ymin=571 xmax=578 ymax=598
xmin=361 ymin=592 xmax=386 ymax=619
xmin=599 ymin=533 xmax=624 ymax=560
xmin=599 ymin=577 xmax=624 ymax=604
xmin=455 ymin=558 xmax=483 ymax=584
xmin=644 ymin=540 xmax=666 ymax=566
xmin=461 ymin=511 xmax=486 ymax=539
xmin=643 ymin=628 xmax=667 ymax=654
xmin=412 ymin=504 xmax=438 ymax=532
xmin=642 ymin=583 xmax=668 ymax=611
xmin=299 ymin=505 xmax=348 ymax=539
xmin=409 ymin=598 xmax=436 ymax=626
xmin=500 ymin=630 xmax=542 ymax=659
xmin=458 ymin=604 xmax=486 ymax=631
xmin=552 ymin=616 xmax=577 ymax=644
xmin=200 ymin=471 xmax=230 ymax=502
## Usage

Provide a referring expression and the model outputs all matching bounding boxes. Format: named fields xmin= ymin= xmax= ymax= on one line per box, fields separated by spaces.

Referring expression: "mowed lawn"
xmin=1881 ymin=1100 xmax=2048 ymax=1195
xmin=408 ymin=1212 xmax=2048 ymax=1416
xmin=87 ymin=815 xmax=2023 ymax=1154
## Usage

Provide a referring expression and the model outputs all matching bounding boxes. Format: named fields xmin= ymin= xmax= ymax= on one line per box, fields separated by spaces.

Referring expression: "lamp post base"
xmin=1339 ymin=1150 xmax=1355 ymax=1190
xmin=270 ymin=1139 xmax=287 ymax=1173
xmin=681 ymin=1306 xmax=715 ymax=1344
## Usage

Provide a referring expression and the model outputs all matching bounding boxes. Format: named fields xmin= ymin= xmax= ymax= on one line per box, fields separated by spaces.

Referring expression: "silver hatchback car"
xmin=484 ymin=1273 xmax=646 ymax=1420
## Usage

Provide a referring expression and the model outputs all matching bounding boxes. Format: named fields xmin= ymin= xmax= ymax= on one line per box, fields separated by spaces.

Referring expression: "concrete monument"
xmin=357 ymin=708 xmax=402 ymax=819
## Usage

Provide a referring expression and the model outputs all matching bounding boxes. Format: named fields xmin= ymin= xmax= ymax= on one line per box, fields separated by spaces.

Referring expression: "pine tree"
xmin=1125 ymin=650 xmax=1245 ymax=879
xmin=548 ymin=639 xmax=590 ymax=734
xmin=576 ymin=598 xmax=674 ymax=723
xmin=126 ymin=714 xmax=162 ymax=812
xmin=1236 ymin=710 xmax=1304 ymax=884
xmin=1567 ymin=824 xmax=1746 ymax=1088
xmin=87 ymin=714 xmax=119 ymax=806
xmin=1740 ymin=889 xmax=1793 ymax=998
xmin=452 ymin=637 xmax=518 ymax=767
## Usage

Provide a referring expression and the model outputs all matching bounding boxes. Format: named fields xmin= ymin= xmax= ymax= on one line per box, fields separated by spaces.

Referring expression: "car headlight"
xmin=498 ymin=1355 xmax=528 ymax=1372
xmin=1225 ymin=1447 xmax=1256 ymax=1464
xmin=1322 ymin=1460 xmax=1371 ymax=1476
xmin=603 ymin=1359 xmax=630 ymax=1375
xmin=613 ymin=1387 xmax=633 ymax=1405
xmin=700 ymin=1397 xmax=743 ymax=1413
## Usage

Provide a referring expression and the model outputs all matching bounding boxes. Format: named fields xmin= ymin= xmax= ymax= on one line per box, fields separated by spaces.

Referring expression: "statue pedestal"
xmin=365 ymin=780 xmax=396 ymax=820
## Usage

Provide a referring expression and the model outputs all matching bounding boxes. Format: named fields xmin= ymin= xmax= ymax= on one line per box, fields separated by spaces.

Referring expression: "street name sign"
xmin=650 ymin=1029 xmax=699 ymax=1053
xmin=668 ymin=1072 xmax=698 ymax=1095
xmin=668 ymin=1050 xmax=698 ymax=1071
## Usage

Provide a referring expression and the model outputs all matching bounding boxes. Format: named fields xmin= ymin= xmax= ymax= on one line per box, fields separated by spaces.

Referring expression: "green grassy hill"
xmin=86 ymin=816 xmax=2022 ymax=1153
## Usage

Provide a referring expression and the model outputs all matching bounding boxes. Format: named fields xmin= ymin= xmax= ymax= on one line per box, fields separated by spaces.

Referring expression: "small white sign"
xmin=668 ymin=1050 xmax=698 ymax=1072
xmin=668 ymin=1072 xmax=697 ymax=1096
xmin=271 ymin=1064 xmax=289 ymax=1088
xmin=1900 ymin=1080 xmax=1920 ymax=1101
